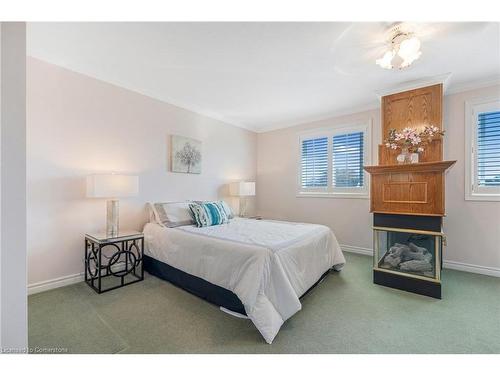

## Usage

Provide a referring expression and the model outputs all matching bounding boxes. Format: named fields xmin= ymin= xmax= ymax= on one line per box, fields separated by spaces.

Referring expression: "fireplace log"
xmin=383 ymin=242 xmax=433 ymax=272
xmin=399 ymin=260 xmax=433 ymax=272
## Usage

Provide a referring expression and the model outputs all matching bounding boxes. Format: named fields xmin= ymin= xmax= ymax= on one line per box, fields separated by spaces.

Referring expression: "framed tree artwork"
xmin=171 ymin=135 xmax=202 ymax=174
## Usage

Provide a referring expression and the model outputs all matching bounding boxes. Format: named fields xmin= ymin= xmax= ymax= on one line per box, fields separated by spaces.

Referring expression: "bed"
xmin=143 ymin=216 xmax=345 ymax=344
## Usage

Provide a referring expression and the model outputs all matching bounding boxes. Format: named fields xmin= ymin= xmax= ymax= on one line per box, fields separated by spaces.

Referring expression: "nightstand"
xmin=84 ymin=230 xmax=144 ymax=293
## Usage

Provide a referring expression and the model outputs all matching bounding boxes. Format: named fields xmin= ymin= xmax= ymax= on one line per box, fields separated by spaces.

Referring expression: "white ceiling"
xmin=27 ymin=22 xmax=500 ymax=132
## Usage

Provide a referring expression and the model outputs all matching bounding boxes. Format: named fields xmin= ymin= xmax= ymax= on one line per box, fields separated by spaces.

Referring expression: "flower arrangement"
xmin=384 ymin=125 xmax=444 ymax=154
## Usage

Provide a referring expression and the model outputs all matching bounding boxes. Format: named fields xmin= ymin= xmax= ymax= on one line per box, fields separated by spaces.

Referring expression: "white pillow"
xmin=150 ymin=201 xmax=195 ymax=228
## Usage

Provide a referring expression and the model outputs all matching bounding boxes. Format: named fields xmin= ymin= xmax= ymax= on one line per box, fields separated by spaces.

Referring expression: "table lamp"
xmin=86 ymin=174 xmax=139 ymax=237
xmin=229 ymin=181 xmax=255 ymax=217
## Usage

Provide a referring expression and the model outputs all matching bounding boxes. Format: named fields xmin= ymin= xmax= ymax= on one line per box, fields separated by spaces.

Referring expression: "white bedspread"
xmin=143 ymin=218 xmax=345 ymax=343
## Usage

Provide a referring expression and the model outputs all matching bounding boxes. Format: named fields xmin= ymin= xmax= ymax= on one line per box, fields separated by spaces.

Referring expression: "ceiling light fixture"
xmin=376 ymin=25 xmax=422 ymax=70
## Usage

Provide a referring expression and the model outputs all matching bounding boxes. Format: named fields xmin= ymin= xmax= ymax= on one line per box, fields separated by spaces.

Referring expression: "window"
xmin=332 ymin=131 xmax=364 ymax=188
xmin=465 ymin=97 xmax=500 ymax=201
xmin=301 ymin=137 xmax=328 ymax=188
xmin=298 ymin=122 xmax=371 ymax=198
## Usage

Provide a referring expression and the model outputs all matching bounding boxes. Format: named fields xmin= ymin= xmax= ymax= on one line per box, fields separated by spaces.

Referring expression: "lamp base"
xmin=239 ymin=197 xmax=248 ymax=217
xmin=106 ymin=199 xmax=119 ymax=237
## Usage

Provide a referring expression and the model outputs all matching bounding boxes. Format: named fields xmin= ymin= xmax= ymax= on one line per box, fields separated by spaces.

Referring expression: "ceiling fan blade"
xmin=330 ymin=22 xmax=394 ymax=75
xmin=402 ymin=22 xmax=491 ymax=41
xmin=331 ymin=22 xmax=390 ymax=51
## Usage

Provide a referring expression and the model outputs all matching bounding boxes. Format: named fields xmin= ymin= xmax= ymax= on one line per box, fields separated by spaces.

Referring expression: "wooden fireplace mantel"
xmin=364 ymin=160 xmax=456 ymax=175
xmin=364 ymin=84 xmax=457 ymax=217
xmin=364 ymin=160 xmax=456 ymax=217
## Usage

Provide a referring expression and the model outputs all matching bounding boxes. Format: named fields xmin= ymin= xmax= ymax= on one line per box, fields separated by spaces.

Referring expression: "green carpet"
xmin=28 ymin=253 xmax=500 ymax=353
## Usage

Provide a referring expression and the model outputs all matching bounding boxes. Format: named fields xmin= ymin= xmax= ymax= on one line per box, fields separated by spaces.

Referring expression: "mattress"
xmin=143 ymin=218 xmax=345 ymax=343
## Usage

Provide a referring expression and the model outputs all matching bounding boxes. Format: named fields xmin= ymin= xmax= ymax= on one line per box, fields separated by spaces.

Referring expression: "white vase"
xmin=410 ymin=153 xmax=419 ymax=164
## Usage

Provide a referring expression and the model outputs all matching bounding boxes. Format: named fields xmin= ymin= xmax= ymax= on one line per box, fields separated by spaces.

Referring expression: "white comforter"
xmin=143 ymin=218 xmax=345 ymax=343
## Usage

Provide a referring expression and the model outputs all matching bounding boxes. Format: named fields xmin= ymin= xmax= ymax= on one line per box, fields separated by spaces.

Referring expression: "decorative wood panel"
xmin=378 ymin=139 xmax=442 ymax=166
xmin=382 ymin=181 xmax=428 ymax=204
xmin=380 ymin=84 xmax=443 ymax=165
xmin=365 ymin=161 xmax=455 ymax=216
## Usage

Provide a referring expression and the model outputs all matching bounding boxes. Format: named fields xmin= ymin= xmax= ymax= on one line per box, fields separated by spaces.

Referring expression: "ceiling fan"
xmin=375 ymin=23 xmax=422 ymax=70
xmin=331 ymin=22 xmax=489 ymax=74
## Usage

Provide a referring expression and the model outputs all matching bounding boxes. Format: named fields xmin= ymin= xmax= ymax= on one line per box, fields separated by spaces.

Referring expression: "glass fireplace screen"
xmin=374 ymin=227 xmax=442 ymax=282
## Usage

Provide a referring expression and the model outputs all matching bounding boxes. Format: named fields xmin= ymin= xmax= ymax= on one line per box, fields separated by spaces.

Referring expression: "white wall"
xmin=257 ymin=109 xmax=380 ymax=251
xmin=1 ymin=20 xmax=2 ymax=350
xmin=27 ymin=57 xmax=257 ymax=287
xmin=257 ymin=85 xmax=500 ymax=274
xmin=443 ymin=85 xmax=500 ymax=273
xmin=1 ymin=22 xmax=27 ymax=351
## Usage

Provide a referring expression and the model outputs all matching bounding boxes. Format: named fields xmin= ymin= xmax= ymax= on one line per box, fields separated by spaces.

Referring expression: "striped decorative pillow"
xmin=219 ymin=200 xmax=234 ymax=219
xmin=193 ymin=200 xmax=234 ymax=219
xmin=189 ymin=202 xmax=229 ymax=227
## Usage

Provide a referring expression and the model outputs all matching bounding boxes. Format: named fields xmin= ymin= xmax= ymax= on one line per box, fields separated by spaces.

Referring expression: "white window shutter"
xmin=332 ymin=132 xmax=364 ymax=188
xmin=477 ymin=110 xmax=500 ymax=187
xmin=301 ymin=137 xmax=328 ymax=188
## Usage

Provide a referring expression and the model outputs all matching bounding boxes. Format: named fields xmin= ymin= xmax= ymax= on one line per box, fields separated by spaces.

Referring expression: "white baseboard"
xmin=340 ymin=244 xmax=373 ymax=256
xmin=341 ymin=245 xmax=500 ymax=278
xmin=28 ymin=263 xmax=129 ymax=295
xmin=28 ymin=272 xmax=84 ymax=295
xmin=442 ymin=260 xmax=500 ymax=278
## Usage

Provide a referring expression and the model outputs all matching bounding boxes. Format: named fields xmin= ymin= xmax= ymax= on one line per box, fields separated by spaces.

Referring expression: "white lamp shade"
xmin=229 ymin=181 xmax=255 ymax=197
xmin=86 ymin=174 xmax=139 ymax=198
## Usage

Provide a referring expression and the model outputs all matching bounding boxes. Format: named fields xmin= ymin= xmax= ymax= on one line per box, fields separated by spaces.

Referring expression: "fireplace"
xmin=372 ymin=213 xmax=443 ymax=298
xmin=364 ymin=83 xmax=455 ymax=299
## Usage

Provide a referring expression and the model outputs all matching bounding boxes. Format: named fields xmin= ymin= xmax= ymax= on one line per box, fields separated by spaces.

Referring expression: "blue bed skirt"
xmin=144 ymin=255 xmax=247 ymax=315
xmin=144 ymin=255 xmax=333 ymax=317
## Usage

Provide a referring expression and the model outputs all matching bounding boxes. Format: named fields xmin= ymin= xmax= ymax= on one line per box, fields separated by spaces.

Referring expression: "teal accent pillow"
xmin=193 ymin=200 xmax=234 ymax=219
xmin=189 ymin=202 xmax=229 ymax=227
